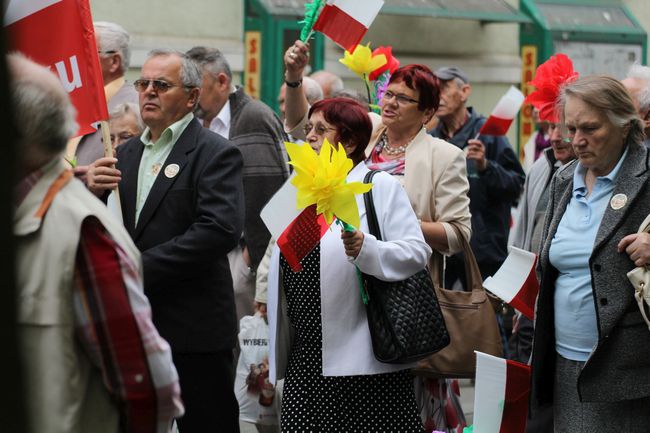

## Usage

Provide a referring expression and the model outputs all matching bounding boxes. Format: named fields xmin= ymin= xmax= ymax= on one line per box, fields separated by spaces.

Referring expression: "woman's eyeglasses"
xmin=382 ymin=90 xmax=419 ymax=106
xmin=110 ymin=133 xmax=136 ymax=144
xmin=133 ymin=79 xmax=190 ymax=93
xmin=303 ymin=122 xmax=337 ymax=137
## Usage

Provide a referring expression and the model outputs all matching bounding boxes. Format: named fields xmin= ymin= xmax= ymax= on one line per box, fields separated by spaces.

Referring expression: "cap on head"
xmin=434 ymin=66 xmax=469 ymax=84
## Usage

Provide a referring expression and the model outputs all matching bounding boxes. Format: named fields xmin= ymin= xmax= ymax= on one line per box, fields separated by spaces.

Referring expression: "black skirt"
xmin=280 ymin=246 xmax=423 ymax=433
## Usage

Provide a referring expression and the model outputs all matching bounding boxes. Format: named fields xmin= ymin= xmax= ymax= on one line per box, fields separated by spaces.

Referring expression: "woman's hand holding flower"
xmin=341 ymin=229 xmax=364 ymax=259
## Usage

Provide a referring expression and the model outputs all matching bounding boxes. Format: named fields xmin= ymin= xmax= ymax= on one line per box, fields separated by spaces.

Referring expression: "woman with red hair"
xmin=283 ymin=41 xmax=473 ymax=432
xmin=266 ymin=96 xmax=432 ymax=431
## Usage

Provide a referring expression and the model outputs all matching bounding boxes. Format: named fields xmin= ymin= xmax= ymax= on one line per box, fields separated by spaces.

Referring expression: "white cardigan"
xmin=267 ymin=163 xmax=432 ymax=383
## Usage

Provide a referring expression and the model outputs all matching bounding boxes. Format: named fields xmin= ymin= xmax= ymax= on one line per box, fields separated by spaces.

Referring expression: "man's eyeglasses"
xmin=303 ymin=122 xmax=337 ymax=137
xmin=98 ymin=50 xmax=117 ymax=56
xmin=133 ymin=79 xmax=189 ymax=93
xmin=382 ymin=90 xmax=419 ymax=106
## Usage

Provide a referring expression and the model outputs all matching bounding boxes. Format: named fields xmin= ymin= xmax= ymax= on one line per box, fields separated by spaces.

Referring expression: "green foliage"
xmin=299 ymin=0 xmax=323 ymax=42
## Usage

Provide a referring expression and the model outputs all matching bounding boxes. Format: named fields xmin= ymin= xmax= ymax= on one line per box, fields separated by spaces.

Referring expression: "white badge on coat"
xmin=610 ymin=193 xmax=627 ymax=210
xmin=164 ymin=163 xmax=180 ymax=178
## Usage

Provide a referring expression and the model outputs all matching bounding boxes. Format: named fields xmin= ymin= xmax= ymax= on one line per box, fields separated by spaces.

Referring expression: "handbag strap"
xmin=447 ymin=222 xmax=484 ymax=292
xmin=363 ymin=170 xmax=382 ymax=240
xmin=363 ymin=170 xmax=483 ymax=293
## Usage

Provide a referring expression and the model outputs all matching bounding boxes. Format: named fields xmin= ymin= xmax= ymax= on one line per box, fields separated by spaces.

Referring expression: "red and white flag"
xmin=313 ymin=0 xmax=384 ymax=52
xmin=276 ymin=204 xmax=330 ymax=272
xmin=261 ymin=176 xmax=332 ymax=272
xmin=483 ymin=247 xmax=539 ymax=320
xmin=479 ymin=86 xmax=525 ymax=136
xmin=473 ymin=352 xmax=531 ymax=433
xmin=5 ymin=0 xmax=108 ymax=137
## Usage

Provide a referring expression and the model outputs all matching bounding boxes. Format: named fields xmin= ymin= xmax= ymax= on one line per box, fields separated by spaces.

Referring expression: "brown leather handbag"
xmin=412 ymin=224 xmax=503 ymax=378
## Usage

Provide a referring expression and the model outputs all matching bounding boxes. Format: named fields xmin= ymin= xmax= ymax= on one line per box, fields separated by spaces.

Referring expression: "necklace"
xmin=380 ymin=131 xmax=417 ymax=156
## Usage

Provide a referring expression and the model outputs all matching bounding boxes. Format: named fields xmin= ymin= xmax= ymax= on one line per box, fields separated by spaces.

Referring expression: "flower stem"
xmin=336 ymin=219 xmax=369 ymax=304
xmin=363 ymin=74 xmax=373 ymax=106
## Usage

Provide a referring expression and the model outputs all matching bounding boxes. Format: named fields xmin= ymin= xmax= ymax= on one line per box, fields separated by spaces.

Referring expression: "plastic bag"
xmin=235 ymin=313 xmax=279 ymax=426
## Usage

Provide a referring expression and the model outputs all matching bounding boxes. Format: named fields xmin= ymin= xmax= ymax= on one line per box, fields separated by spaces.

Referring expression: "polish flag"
xmin=483 ymin=247 xmax=539 ymax=320
xmin=261 ymin=176 xmax=332 ymax=272
xmin=5 ymin=0 xmax=108 ymax=137
xmin=473 ymin=352 xmax=531 ymax=433
xmin=313 ymin=0 xmax=384 ymax=52
xmin=276 ymin=204 xmax=330 ymax=272
xmin=478 ymin=86 xmax=525 ymax=136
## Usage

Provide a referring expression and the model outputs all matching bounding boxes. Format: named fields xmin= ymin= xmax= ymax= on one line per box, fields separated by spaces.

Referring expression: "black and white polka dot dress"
xmin=280 ymin=246 xmax=424 ymax=433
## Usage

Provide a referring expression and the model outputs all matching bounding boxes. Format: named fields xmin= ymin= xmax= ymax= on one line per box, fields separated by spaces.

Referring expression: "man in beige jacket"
xmin=11 ymin=54 xmax=183 ymax=433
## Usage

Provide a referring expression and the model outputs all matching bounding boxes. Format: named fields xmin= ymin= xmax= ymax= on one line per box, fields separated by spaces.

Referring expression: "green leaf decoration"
xmin=64 ymin=156 xmax=78 ymax=168
xmin=299 ymin=0 xmax=324 ymax=42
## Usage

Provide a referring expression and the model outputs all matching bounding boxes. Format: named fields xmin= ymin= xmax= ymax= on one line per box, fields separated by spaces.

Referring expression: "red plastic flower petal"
xmin=369 ymin=46 xmax=400 ymax=81
xmin=525 ymin=53 xmax=578 ymax=123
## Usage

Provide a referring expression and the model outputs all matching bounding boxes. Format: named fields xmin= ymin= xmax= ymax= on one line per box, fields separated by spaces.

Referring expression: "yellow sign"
xmin=519 ymin=45 xmax=537 ymax=164
xmin=244 ymin=31 xmax=261 ymax=99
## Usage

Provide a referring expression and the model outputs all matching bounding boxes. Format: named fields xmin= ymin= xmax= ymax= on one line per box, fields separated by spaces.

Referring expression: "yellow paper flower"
xmin=286 ymin=139 xmax=372 ymax=228
xmin=338 ymin=43 xmax=387 ymax=80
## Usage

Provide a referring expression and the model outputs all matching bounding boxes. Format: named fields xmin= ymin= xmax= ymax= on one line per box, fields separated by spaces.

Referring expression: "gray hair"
xmin=94 ymin=21 xmax=131 ymax=72
xmin=452 ymin=77 xmax=467 ymax=89
xmin=626 ymin=64 xmax=650 ymax=112
xmin=310 ymin=70 xmax=344 ymax=96
xmin=109 ymin=102 xmax=144 ymax=131
xmin=302 ymin=76 xmax=324 ymax=104
xmin=331 ymin=88 xmax=369 ymax=106
xmin=9 ymin=54 xmax=77 ymax=154
xmin=147 ymin=49 xmax=202 ymax=89
xmin=185 ymin=46 xmax=232 ymax=81
xmin=329 ymin=76 xmax=344 ymax=95
xmin=559 ymin=75 xmax=645 ymax=147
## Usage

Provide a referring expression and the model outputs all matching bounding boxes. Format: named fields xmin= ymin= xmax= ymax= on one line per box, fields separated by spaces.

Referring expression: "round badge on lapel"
xmin=610 ymin=193 xmax=627 ymax=210
xmin=164 ymin=163 xmax=180 ymax=179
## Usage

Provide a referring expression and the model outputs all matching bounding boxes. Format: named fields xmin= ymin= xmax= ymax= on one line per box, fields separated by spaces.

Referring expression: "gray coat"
xmin=75 ymin=81 xmax=139 ymax=166
xmin=531 ymin=142 xmax=650 ymax=405
xmin=228 ymin=87 xmax=289 ymax=267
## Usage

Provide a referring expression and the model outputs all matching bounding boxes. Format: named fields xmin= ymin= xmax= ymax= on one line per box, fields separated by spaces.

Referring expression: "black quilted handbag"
xmin=361 ymin=170 xmax=450 ymax=364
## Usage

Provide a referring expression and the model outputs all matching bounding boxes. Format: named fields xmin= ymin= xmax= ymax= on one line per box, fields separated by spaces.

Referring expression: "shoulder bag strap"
xmin=445 ymin=221 xmax=484 ymax=292
xmin=363 ymin=170 xmax=382 ymax=240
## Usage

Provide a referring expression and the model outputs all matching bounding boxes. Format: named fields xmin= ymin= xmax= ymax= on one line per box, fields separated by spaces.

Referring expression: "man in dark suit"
xmin=88 ymin=49 xmax=244 ymax=433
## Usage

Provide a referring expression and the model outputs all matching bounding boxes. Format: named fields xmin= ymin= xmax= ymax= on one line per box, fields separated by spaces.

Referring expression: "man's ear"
xmin=460 ymin=84 xmax=471 ymax=103
xmin=187 ymin=87 xmax=201 ymax=108
xmin=217 ymin=72 xmax=230 ymax=90
xmin=110 ymin=54 xmax=122 ymax=75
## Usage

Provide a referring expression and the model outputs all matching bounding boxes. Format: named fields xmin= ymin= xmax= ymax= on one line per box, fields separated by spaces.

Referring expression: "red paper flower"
xmin=369 ymin=46 xmax=400 ymax=81
xmin=525 ymin=53 xmax=578 ymax=123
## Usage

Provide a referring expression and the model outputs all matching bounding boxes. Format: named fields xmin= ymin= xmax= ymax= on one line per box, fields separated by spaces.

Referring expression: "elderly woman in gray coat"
xmin=531 ymin=76 xmax=650 ymax=432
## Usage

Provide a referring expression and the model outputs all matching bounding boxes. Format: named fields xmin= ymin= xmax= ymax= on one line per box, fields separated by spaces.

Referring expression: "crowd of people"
xmin=10 ymin=19 xmax=650 ymax=433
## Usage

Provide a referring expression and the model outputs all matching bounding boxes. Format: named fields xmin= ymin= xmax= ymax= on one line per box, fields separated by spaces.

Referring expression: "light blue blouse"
xmin=549 ymin=149 xmax=627 ymax=361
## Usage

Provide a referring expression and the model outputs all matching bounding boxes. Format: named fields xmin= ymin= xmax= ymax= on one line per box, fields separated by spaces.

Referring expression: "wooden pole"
xmin=100 ymin=120 xmax=123 ymax=215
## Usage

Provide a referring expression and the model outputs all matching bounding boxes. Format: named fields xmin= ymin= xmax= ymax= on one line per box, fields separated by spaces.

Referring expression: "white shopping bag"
xmin=235 ymin=313 xmax=279 ymax=426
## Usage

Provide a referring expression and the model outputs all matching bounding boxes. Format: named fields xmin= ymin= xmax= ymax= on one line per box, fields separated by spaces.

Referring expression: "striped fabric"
xmin=74 ymin=217 xmax=184 ymax=433
xmin=366 ymin=141 xmax=406 ymax=175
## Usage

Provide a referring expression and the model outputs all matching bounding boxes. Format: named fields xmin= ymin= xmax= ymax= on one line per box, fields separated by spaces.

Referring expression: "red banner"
xmin=5 ymin=0 xmax=108 ymax=137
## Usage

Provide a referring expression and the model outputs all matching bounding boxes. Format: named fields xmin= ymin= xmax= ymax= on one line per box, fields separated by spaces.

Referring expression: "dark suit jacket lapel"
xmin=593 ymin=144 xmax=650 ymax=254
xmin=133 ymin=119 xmax=200 ymax=240
xmin=118 ymin=139 xmax=145 ymax=237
